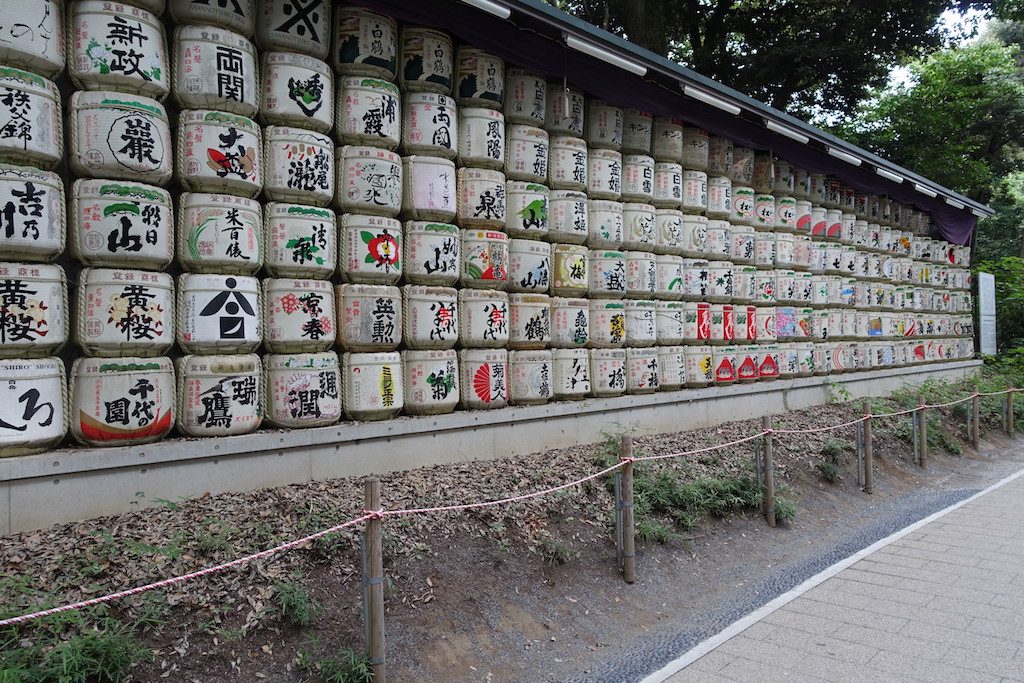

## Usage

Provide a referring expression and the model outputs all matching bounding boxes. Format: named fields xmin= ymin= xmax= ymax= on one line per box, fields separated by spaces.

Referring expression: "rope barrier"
xmin=0 ymin=383 xmax=1005 ymax=628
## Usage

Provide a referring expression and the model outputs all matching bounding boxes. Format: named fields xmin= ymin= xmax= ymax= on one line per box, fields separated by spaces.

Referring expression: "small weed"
xmin=636 ymin=517 xmax=677 ymax=544
xmin=820 ymin=438 xmax=851 ymax=460
xmin=537 ymin=532 xmax=579 ymax=565
xmin=818 ymin=460 xmax=841 ymax=484
xmin=297 ymin=645 xmax=373 ymax=683
xmin=274 ymin=579 xmax=323 ymax=627
xmin=774 ymin=496 xmax=798 ymax=522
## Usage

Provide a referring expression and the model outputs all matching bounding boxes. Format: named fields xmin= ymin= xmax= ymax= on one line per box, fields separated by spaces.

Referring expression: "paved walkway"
xmin=661 ymin=470 xmax=1024 ymax=682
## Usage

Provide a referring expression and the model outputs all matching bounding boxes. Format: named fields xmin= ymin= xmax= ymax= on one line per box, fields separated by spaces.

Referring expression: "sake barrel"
xmin=508 ymin=293 xmax=551 ymax=349
xmin=505 ymin=124 xmax=548 ymax=183
xmin=265 ymin=352 xmax=341 ymax=427
xmin=0 ymin=165 xmax=65 ymax=262
xmin=754 ymin=269 xmax=776 ymax=304
xmin=775 ymin=196 xmax=797 ymax=231
xmin=735 ymin=344 xmax=759 ymax=383
xmin=256 ymin=0 xmax=330 ymax=59
xmin=504 ymin=69 xmax=546 ymax=126
xmin=178 ymin=192 xmax=262 ymax=274
xmin=508 ymin=239 xmax=551 ymax=293
xmin=709 ymin=303 xmax=735 ymax=345
xmin=808 ymin=173 xmax=827 ymax=206
xmin=731 ymin=186 xmax=754 ymax=226
xmin=261 ymin=202 xmax=335 ymax=278
xmin=778 ymin=344 xmax=799 ymax=378
xmin=455 ymin=47 xmax=503 ymax=109
xmin=793 ymin=167 xmax=811 ymax=200
xmin=681 ymin=170 xmax=708 ymax=214
xmin=0 ymin=1 xmax=65 ymax=78
xmin=621 ymin=155 xmax=655 ymax=203
xmin=586 ymin=100 xmax=623 ymax=150
xmin=757 ymin=345 xmax=780 ymax=380
xmin=810 ymin=205 xmax=828 ymax=238
xmin=707 ymin=176 xmax=732 ymax=219
xmin=775 ymin=269 xmax=796 ymax=304
xmin=173 ymin=25 xmax=258 ymax=116
xmin=458 ymin=288 xmax=508 ymax=348
xmin=403 ymin=221 xmax=459 ymax=285
xmin=824 ymin=179 xmax=842 ymax=209
xmin=336 ymin=213 xmax=399 ymax=283
xmin=729 ymin=146 xmax=755 ymax=186
xmin=544 ymin=82 xmax=585 ymax=136
xmin=177 ymin=110 xmax=261 ymax=196
xmin=684 ymin=260 xmax=711 ymax=301
xmin=793 ymin=234 xmax=813 ymax=272
xmin=263 ymin=278 xmax=335 ymax=352
xmin=752 ymin=193 xmax=776 ymax=231
xmin=401 ymin=155 xmax=456 ymax=221
xmin=652 ymin=117 xmax=684 ymax=162
xmin=824 ymin=208 xmax=843 ymax=240
xmin=550 ymin=348 xmax=590 ymax=399
xmin=459 ymin=348 xmax=508 ymax=409
xmin=403 ymin=285 xmax=458 ymax=349
xmin=76 ymin=267 xmax=173 ymax=357
xmin=547 ymin=244 xmax=588 ymax=298
xmin=656 ymin=209 xmax=685 ymax=255
xmin=650 ymin=247 xmax=686 ymax=300
xmin=461 ymin=229 xmax=508 ymax=288
xmin=656 ymin=301 xmax=686 ymax=344
xmin=586 ymin=148 xmax=622 ymax=200
xmin=403 ymin=349 xmax=458 ymax=415
xmin=587 ymin=200 xmax=624 ymax=248
xmin=548 ymin=135 xmax=588 ymax=191
xmin=707 ymin=260 xmax=734 ymax=303
xmin=509 ymin=349 xmax=553 ymax=405
xmin=622 ymin=109 xmax=653 ymax=155
xmin=399 ymin=26 xmax=452 ymax=94
xmin=681 ymin=126 xmax=710 ymax=171
xmin=336 ymin=76 xmax=401 ymax=149
xmin=679 ymin=214 xmax=709 ymax=258
xmin=457 ymin=167 xmax=506 ymax=229
xmin=169 ymin=0 xmax=255 ymax=36
xmin=793 ymin=200 xmax=812 ymax=234
xmin=550 ymin=296 xmax=589 ymax=347
xmin=504 ymin=181 xmax=548 ymax=238
xmin=730 ymin=225 xmax=755 ymax=265
xmin=346 ymin=351 xmax=405 ymax=419
xmin=0 ymin=262 xmax=66 ymax=358
xmin=0 ymin=357 xmax=67 ymax=456
xmin=775 ymin=232 xmax=796 ymax=269
xmin=625 ymin=251 xmax=657 ymax=298
xmin=625 ymin=347 xmax=659 ymax=394
xmin=657 ymin=346 xmax=685 ymax=390
xmin=70 ymin=2 xmax=168 ymax=99
xmin=589 ymin=299 xmax=625 ymax=347
xmin=713 ymin=346 xmax=737 ymax=384
xmin=651 ymin=162 xmax=684 ymax=208
xmin=335 ymin=145 xmax=402 ymax=216
xmin=853 ymin=192 xmax=869 ymax=220
xmin=751 ymin=152 xmax=775 ymax=194
xmin=622 ymin=203 xmax=657 ymax=250
xmin=263 ymin=126 xmax=334 ymax=206
xmin=707 ymin=136 xmax=733 ymax=176
xmin=733 ymin=265 xmax=757 ymax=303
xmin=176 ymin=353 xmax=261 ymax=437
xmin=70 ymin=355 xmax=174 ymax=446
xmin=624 ymin=300 xmax=657 ymax=347
xmin=458 ymin=107 xmax=505 ymax=169
xmin=260 ymin=51 xmax=334 ymax=133
xmin=774 ymin=160 xmax=795 ymax=196
xmin=333 ymin=7 xmax=397 ymax=80
xmin=684 ymin=345 xmax=713 ymax=387
xmin=682 ymin=301 xmax=712 ymax=344
xmin=71 ymin=179 xmax=171 ymax=270
xmin=589 ymin=348 xmax=625 ymax=396
xmin=401 ymin=92 xmax=457 ymax=159
xmin=177 ymin=273 xmax=260 ymax=353
xmin=547 ymin=190 xmax=588 ymax=244
xmin=840 ymin=213 xmax=857 ymax=245
xmin=335 ymin=283 xmax=401 ymax=351
xmin=70 ymin=91 xmax=169 ymax=183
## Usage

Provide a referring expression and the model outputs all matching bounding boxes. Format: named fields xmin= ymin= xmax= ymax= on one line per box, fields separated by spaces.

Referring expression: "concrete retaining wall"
xmin=0 ymin=360 xmax=981 ymax=535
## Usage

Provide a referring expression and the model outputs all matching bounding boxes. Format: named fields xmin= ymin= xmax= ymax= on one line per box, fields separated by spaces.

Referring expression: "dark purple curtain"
xmin=361 ymin=0 xmax=979 ymax=245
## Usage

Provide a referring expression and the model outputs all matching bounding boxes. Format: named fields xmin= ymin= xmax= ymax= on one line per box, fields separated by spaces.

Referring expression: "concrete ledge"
xmin=0 ymin=360 xmax=980 ymax=535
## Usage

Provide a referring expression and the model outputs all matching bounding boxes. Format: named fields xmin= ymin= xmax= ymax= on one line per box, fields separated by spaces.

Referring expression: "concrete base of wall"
xmin=0 ymin=360 xmax=981 ymax=535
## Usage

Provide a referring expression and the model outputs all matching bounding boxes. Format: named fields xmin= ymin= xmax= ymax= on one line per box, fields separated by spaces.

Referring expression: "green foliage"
xmin=297 ymin=642 xmax=373 ymax=683
xmin=273 ymin=579 xmax=323 ymax=627
xmin=536 ymin=531 xmax=579 ymax=565
xmin=975 ymin=256 xmax=1024 ymax=351
xmin=636 ymin=517 xmax=677 ymax=544
xmin=774 ymin=497 xmax=798 ymax=522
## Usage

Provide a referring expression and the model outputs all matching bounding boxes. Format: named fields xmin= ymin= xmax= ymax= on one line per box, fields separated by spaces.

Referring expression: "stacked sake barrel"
xmin=0 ymin=2 xmax=69 ymax=456
xmin=0 ymin=1 xmax=978 ymax=458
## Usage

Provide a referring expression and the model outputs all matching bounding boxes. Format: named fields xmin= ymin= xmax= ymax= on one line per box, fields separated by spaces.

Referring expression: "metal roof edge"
xmin=499 ymin=0 xmax=995 ymax=217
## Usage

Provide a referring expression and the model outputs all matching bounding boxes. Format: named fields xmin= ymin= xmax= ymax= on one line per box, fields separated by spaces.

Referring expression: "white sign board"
xmin=978 ymin=271 xmax=996 ymax=355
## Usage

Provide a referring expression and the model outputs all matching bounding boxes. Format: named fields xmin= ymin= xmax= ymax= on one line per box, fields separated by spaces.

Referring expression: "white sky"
xmin=889 ymin=8 xmax=990 ymax=87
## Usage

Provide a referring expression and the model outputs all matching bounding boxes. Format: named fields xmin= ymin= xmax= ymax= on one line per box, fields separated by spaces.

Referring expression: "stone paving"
xmin=666 ymin=471 xmax=1024 ymax=682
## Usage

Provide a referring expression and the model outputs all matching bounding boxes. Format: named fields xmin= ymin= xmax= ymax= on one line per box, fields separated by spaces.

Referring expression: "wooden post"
xmin=1009 ymin=385 xmax=1015 ymax=438
xmin=918 ymin=396 xmax=928 ymax=468
xmin=364 ymin=478 xmax=386 ymax=683
xmin=972 ymin=386 xmax=981 ymax=450
xmin=621 ymin=435 xmax=636 ymax=584
xmin=863 ymin=401 xmax=873 ymax=495
xmin=762 ymin=416 xmax=776 ymax=527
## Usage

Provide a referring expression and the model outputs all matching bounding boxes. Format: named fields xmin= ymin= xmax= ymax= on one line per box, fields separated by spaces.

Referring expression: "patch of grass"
xmin=636 ymin=517 xmax=677 ymax=544
xmin=194 ymin=517 xmax=234 ymax=557
xmin=818 ymin=460 xmax=841 ymax=484
xmin=820 ymin=438 xmax=851 ymax=460
xmin=537 ymin=532 xmax=579 ymax=565
xmin=273 ymin=579 xmax=323 ymax=628
xmin=297 ymin=642 xmax=373 ymax=683
xmin=774 ymin=496 xmax=798 ymax=522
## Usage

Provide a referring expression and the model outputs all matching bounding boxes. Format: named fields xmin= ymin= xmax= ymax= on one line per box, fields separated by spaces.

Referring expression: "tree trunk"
xmin=622 ymin=0 xmax=668 ymax=56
